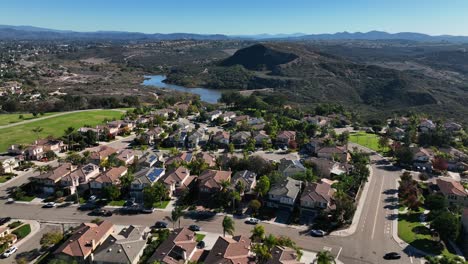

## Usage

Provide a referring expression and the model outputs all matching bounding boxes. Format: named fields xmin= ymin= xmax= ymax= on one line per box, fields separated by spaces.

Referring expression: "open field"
xmin=349 ymin=132 xmax=389 ymax=153
xmin=0 ymin=110 xmax=123 ymax=152
xmin=0 ymin=112 xmax=56 ymax=126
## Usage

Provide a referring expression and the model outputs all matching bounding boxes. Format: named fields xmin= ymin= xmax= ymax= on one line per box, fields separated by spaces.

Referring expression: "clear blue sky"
xmin=1 ymin=0 xmax=468 ymax=35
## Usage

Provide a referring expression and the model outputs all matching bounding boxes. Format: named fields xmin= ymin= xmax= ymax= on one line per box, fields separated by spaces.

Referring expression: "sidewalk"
xmin=13 ymin=220 xmax=41 ymax=248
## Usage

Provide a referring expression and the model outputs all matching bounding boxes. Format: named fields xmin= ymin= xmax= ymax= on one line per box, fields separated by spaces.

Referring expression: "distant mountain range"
xmin=1 ymin=25 xmax=468 ymax=42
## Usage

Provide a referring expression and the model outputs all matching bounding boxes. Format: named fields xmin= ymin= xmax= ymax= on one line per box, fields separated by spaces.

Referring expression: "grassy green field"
xmin=349 ymin=132 xmax=389 ymax=152
xmin=0 ymin=110 xmax=123 ymax=152
xmin=398 ymin=212 xmax=453 ymax=256
xmin=12 ymin=224 xmax=31 ymax=239
xmin=0 ymin=112 xmax=56 ymax=126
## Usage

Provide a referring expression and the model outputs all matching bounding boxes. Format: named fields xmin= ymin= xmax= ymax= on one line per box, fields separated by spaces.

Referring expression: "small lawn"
xmin=153 ymin=200 xmax=170 ymax=209
xmin=398 ymin=212 xmax=453 ymax=256
xmin=8 ymin=221 xmax=23 ymax=229
xmin=108 ymin=200 xmax=126 ymax=206
xmin=14 ymin=195 xmax=35 ymax=202
xmin=195 ymin=233 xmax=206 ymax=242
xmin=349 ymin=132 xmax=389 ymax=153
xmin=12 ymin=224 xmax=31 ymax=239
xmin=0 ymin=175 xmax=13 ymax=183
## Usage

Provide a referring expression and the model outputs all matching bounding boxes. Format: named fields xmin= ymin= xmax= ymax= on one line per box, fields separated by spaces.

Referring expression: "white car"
xmin=245 ymin=218 xmax=260 ymax=225
xmin=3 ymin=246 xmax=17 ymax=258
xmin=310 ymin=229 xmax=326 ymax=237
xmin=43 ymin=202 xmax=56 ymax=208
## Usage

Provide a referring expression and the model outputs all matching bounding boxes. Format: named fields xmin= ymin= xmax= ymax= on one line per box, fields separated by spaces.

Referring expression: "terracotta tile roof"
xmin=149 ymin=228 xmax=198 ymax=264
xmin=161 ymin=167 xmax=190 ymax=185
xmin=36 ymin=163 xmax=74 ymax=182
xmin=198 ymin=170 xmax=232 ymax=190
xmin=90 ymin=146 xmax=118 ymax=160
xmin=94 ymin=166 xmax=127 ymax=184
xmin=301 ymin=181 xmax=336 ymax=209
xmin=54 ymin=221 xmax=114 ymax=259
xmin=204 ymin=235 xmax=253 ymax=264
xmin=277 ymin=131 xmax=296 ymax=140
xmin=437 ymin=178 xmax=468 ymax=197
xmin=197 ymin=152 xmax=217 ymax=167
xmin=266 ymin=246 xmax=304 ymax=264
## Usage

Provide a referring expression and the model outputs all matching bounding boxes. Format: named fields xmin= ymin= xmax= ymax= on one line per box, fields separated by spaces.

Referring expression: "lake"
xmin=142 ymin=75 xmax=222 ymax=103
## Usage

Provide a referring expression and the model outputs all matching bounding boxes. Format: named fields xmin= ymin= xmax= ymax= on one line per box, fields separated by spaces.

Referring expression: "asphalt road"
xmin=0 ymin=148 xmax=426 ymax=264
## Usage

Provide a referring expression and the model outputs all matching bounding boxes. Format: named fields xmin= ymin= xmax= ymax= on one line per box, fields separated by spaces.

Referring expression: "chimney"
xmin=91 ymin=239 xmax=96 ymax=249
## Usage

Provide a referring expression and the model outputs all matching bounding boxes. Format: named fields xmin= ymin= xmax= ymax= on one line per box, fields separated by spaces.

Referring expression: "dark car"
xmin=78 ymin=203 xmax=98 ymax=211
xmin=154 ymin=221 xmax=168 ymax=229
xmin=0 ymin=217 xmax=11 ymax=225
xmin=383 ymin=252 xmax=401 ymax=260
xmin=189 ymin=225 xmax=201 ymax=231
xmin=197 ymin=240 xmax=205 ymax=249
xmin=91 ymin=209 xmax=113 ymax=217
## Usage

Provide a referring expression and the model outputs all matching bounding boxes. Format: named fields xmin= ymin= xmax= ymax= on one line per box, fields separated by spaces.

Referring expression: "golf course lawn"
xmin=0 ymin=112 xmax=56 ymax=126
xmin=0 ymin=110 xmax=124 ymax=152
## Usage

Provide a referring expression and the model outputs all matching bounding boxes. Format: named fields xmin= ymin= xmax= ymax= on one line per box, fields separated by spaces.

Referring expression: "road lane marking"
xmin=371 ymin=176 xmax=385 ymax=240
xmin=323 ymin=246 xmax=332 ymax=252
xmin=336 ymin=247 xmax=343 ymax=260
xmin=410 ymin=255 xmax=413 ymax=263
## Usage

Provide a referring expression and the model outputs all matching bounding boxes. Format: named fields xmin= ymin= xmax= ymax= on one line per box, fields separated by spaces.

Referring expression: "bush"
xmin=12 ymin=224 xmax=31 ymax=239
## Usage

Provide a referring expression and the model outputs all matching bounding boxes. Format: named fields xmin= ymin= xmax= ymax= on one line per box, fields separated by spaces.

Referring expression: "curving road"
xmin=0 ymin=151 xmax=425 ymax=264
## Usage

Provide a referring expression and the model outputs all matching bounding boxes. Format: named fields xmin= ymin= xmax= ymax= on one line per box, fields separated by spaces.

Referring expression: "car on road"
xmin=188 ymin=225 xmax=201 ymax=231
xmin=310 ymin=229 xmax=326 ymax=237
xmin=2 ymin=246 xmax=18 ymax=258
xmin=0 ymin=217 xmax=11 ymax=226
xmin=245 ymin=218 xmax=260 ymax=225
xmin=43 ymin=202 xmax=56 ymax=208
xmin=91 ymin=209 xmax=113 ymax=217
xmin=197 ymin=240 xmax=205 ymax=249
xmin=141 ymin=207 xmax=155 ymax=214
xmin=6 ymin=198 xmax=14 ymax=204
xmin=154 ymin=221 xmax=168 ymax=229
xmin=78 ymin=203 xmax=98 ymax=211
xmin=383 ymin=252 xmax=401 ymax=260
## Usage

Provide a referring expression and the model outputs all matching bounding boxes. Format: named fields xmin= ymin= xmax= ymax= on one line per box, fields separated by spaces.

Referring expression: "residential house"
xmin=7 ymin=144 xmax=27 ymax=158
xmin=198 ymin=170 xmax=232 ymax=195
xmin=231 ymin=170 xmax=257 ymax=195
xmin=439 ymin=147 xmax=468 ymax=172
xmin=26 ymin=145 xmax=44 ymax=160
xmin=116 ymin=149 xmax=135 ymax=165
xmin=168 ymin=130 xmax=188 ymax=148
xmin=154 ymin=108 xmax=177 ymax=118
xmin=139 ymin=127 xmax=164 ymax=145
xmin=90 ymin=166 xmax=128 ymax=191
xmin=220 ymin=111 xmax=236 ymax=122
xmin=305 ymin=157 xmax=350 ymax=178
xmin=444 ymin=121 xmax=463 ymax=133
xmin=266 ymin=246 xmax=304 ymax=264
xmin=137 ymin=150 xmax=163 ymax=168
xmin=203 ymin=235 xmax=253 ymax=264
xmin=305 ymin=138 xmax=325 ymax=155
xmin=300 ymin=179 xmax=336 ymax=224
xmin=60 ymin=163 xmax=100 ymax=195
xmin=212 ymin=131 xmax=230 ymax=146
xmin=278 ymin=159 xmax=307 ymax=177
xmin=90 ymin=146 xmax=118 ymax=165
xmin=93 ymin=225 xmax=148 ymax=264
xmin=33 ymin=163 xmax=75 ymax=194
xmin=130 ymin=167 xmax=166 ymax=201
xmin=35 ymin=138 xmax=67 ymax=153
xmin=206 ymin=110 xmax=223 ymax=121
xmin=316 ymin=146 xmax=350 ymax=163
xmin=187 ymin=130 xmax=208 ymax=149
xmin=231 ymin=131 xmax=251 ymax=147
xmin=267 ymin=177 xmax=302 ymax=211
xmin=148 ymin=228 xmax=199 ymax=264
xmin=419 ymin=119 xmax=436 ymax=133
xmin=166 ymin=152 xmax=194 ymax=166
xmin=160 ymin=167 xmax=195 ymax=197
xmin=54 ymin=221 xmax=114 ymax=263
xmin=253 ymin=130 xmax=271 ymax=147
xmin=196 ymin=152 xmax=217 ymax=167
xmin=276 ymin=131 xmax=296 ymax=148
xmin=302 ymin=115 xmax=329 ymax=127
xmin=390 ymin=127 xmax=406 ymax=141
xmin=436 ymin=178 xmax=468 ymax=207
xmin=411 ymin=147 xmax=434 ymax=172
xmin=0 ymin=156 xmax=19 ymax=173
xmin=230 ymin=115 xmax=250 ymax=126
xmin=247 ymin=117 xmax=265 ymax=130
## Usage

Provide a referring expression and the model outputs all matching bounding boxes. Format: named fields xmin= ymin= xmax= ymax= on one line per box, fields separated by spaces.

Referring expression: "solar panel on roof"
xmin=148 ymin=155 xmax=157 ymax=163
xmin=185 ymin=153 xmax=193 ymax=162
xmin=147 ymin=168 xmax=164 ymax=182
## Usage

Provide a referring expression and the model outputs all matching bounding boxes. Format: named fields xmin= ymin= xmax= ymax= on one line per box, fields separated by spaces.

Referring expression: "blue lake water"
xmin=142 ymin=75 xmax=222 ymax=104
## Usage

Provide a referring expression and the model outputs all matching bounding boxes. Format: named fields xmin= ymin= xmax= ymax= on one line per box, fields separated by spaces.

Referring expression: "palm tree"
xmin=32 ymin=126 xmax=43 ymax=140
xmin=252 ymin=244 xmax=272 ymax=264
xmin=250 ymin=225 xmax=265 ymax=242
xmin=222 ymin=216 xmax=235 ymax=237
xmin=168 ymin=206 xmax=184 ymax=229
xmin=34 ymin=165 xmax=52 ymax=174
xmin=314 ymin=251 xmax=336 ymax=264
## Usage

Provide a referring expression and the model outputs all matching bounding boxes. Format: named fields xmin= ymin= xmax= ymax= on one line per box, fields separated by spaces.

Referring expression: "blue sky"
xmin=1 ymin=0 xmax=468 ymax=35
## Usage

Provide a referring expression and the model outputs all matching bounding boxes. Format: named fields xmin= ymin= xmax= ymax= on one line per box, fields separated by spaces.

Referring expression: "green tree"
xmin=431 ymin=211 xmax=460 ymax=241
xmin=103 ymin=185 xmax=121 ymax=201
xmin=32 ymin=126 xmax=43 ymax=139
xmin=315 ymin=251 xmax=336 ymax=264
xmin=222 ymin=216 xmax=235 ymax=237
xmin=252 ymin=244 xmax=272 ymax=264
xmin=425 ymin=194 xmax=448 ymax=211
xmin=249 ymin=199 xmax=262 ymax=216
xmin=168 ymin=206 xmax=184 ymax=229
xmin=228 ymin=143 xmax=235 ymax=154
xmin=255 ymin=176 xmax=270 ymax=198
xmin=250 ymin=225 xmax=265 ymax=242
xmin=143 ymin=182 xmax=167 ymax=208
xmin=40 ymin=231 xmax=63 ymax=248
xmin=378 ymin=136 xmax=389 ymax=151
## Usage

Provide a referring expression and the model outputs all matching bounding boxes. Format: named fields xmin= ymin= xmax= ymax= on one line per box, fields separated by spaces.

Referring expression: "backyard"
xmin=0 ymin=110 xmax=124 ymax=151
xmin=349 ymin=132 xmax=389 ymax=153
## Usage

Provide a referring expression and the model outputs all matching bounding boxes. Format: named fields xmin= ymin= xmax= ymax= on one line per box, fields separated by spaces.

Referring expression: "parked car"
xmin=383 ymin=252 xmax=401 ymax=260
xmin=78 ymin=203 xmax=98 ymax=211
xmin=2 ymin=246 xmax=18 ymax=258
xmin=141 ymin=207 xmax=155 ymax=214
xmin=88 ymin=195 xmax=97 ymax=202
xmin=154 ymin=221 xmax=168 ymax=229
xmin=6 ymin=198 xmax=14 ymax=204
xmin=310 ymin=229 xmax=326 ymax=237
xmin=196 ymin=240 xmax=205 ymax=249
xmin=91 ymin=209 xmax=113 ymax=217
xmin=0 ymin=217 xmax=11 ymax=225
xmin=245 ymin=218 xmax=260 ymax=225
xmin=43 ymin=202 xmax=56 ymax=208
xmin=189 ymin=225 xmax=201 ymax=231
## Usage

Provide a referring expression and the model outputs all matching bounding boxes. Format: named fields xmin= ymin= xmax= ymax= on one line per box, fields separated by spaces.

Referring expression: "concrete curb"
xmin=13 ymin=219 xmax=41 ymax=248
